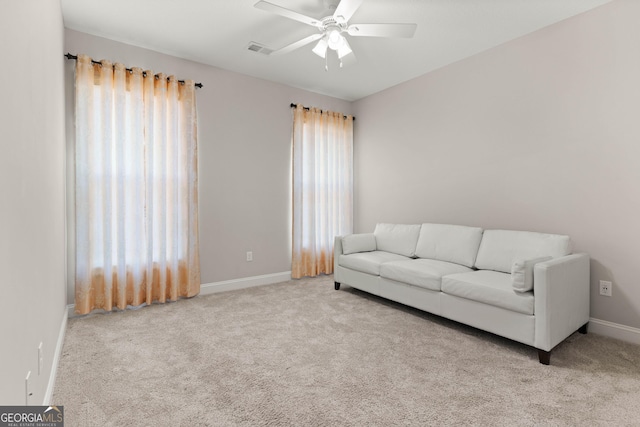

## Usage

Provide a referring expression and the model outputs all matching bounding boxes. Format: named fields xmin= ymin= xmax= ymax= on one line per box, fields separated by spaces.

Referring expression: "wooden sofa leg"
xmin=334 ymin=282 xmax=341 ymax=290
xmin=578 ymin=322 xmax=588 ymax=334
xmin=538 ymin=349 xmax=551 ymax=365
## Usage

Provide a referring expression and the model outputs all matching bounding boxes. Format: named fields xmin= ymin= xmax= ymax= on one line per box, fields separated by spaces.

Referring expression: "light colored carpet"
xmin=53 ymin=276 xmax=640 ymax=426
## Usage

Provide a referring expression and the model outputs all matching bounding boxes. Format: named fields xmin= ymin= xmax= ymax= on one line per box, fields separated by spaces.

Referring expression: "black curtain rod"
xmin=290 ymin=103 xmax=355 ymax=120
xmin=65 ymin=53 xmax=203 ymax=88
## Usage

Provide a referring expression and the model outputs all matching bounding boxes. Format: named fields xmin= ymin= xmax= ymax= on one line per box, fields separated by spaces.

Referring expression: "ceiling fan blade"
xmin=254 ymin=1 xmax=321 ymax=27
xmin=333 ymin=0 xmax=364 ymax=23
xmin=347 ymin=23 xmax=417 ymax=38
xmin=271 ymin=33 xmax=324 ymax=55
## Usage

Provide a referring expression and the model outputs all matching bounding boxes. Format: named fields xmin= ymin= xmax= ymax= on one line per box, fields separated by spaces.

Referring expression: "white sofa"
xmin=333 ymin=223 xmax=590 ymax=365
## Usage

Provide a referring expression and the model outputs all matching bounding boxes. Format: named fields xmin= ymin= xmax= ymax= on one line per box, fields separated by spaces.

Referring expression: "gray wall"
xmin=352 ymin=0 xmax=640 ymax=329
xmin=0 ymin=0 xmax=67 ymax=404
xmin=64 ymin=30 xmax=353 ymax=304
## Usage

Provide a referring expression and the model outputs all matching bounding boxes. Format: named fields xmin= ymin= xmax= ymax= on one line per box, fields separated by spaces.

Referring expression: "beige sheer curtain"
xmin=74 ymin=54 xmax=200 ymax=315
xmin=291 ymin=104 xmax=353 ymax=279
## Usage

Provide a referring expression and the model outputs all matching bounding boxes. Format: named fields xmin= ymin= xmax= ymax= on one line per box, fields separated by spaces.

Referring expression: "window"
xmin=291 ymin=105 xmax=353 ymax=278
xmin=73 ymin=55 xmax=200 ymax=314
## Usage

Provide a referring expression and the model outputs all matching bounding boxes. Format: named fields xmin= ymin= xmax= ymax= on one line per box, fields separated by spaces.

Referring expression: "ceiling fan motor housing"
xmin=320 ymin=17 xmax=347 ymax=32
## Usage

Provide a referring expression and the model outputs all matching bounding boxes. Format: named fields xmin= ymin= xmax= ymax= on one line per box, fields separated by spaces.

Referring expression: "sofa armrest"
xmin=334 ymin=234 xmax=344 ymax=260
xmin=334 ymin=233 xmax=378 ymax=281
xmin=534 ymin=253 xmax=590 ymax=351
xmin=334 ymin=235 xmax=345 ymax=283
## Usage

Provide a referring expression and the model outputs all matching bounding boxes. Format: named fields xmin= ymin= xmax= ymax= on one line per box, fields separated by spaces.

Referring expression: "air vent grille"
xmin=247 ymin=42 xmax=274 ymax=55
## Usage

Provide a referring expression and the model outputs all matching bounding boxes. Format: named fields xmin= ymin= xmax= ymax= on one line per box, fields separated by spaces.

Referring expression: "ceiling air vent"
xmin=247 ymin=42 xmax=274 ymax=55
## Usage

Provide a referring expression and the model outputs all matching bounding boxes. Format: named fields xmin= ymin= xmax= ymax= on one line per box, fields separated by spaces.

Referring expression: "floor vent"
xmin=247 ymin=42 xmax=274 ymax=55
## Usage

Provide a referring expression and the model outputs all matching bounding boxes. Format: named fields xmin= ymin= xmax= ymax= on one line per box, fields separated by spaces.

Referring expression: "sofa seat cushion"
xmin=442 ymin=270 xmax=534 ymax=315
xmin=380 ymin=259 xmax=473 ymax=291
xmin=339 ymin=251 xmax=409 ymax=276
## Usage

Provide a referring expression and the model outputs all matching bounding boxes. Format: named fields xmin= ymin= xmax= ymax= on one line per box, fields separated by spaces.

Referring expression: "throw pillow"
xmin=342 ymin=233 xmax=377 ymax=255
xmin=511 ymin=256 xmax=552 ymax=292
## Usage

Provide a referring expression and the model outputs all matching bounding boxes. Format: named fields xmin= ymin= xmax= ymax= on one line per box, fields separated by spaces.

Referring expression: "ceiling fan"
xmin=253 ymin=0 xmax=417 ymax=70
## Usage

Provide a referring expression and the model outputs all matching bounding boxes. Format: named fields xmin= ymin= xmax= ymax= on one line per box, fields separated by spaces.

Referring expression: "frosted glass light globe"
xmin=327 ymin=29 xmax=343 ymax=50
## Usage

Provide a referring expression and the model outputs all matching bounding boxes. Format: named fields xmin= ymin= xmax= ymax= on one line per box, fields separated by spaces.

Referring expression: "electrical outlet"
xmin=599 ymin=280 xmax=612 ymax=297
xmin=246 ymin=251 xmax=253 ymax=262
xmin=38 ymin=342 xmax=43 ymax=375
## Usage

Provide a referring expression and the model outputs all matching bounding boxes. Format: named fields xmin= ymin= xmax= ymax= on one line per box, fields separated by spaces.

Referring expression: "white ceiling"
xmin=61 ymin=0 xmax=611 ymax=101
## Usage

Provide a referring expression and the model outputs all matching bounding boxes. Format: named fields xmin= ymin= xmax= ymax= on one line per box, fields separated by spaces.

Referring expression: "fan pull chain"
xmin=325 ymin=54 xmax=328 ymax=72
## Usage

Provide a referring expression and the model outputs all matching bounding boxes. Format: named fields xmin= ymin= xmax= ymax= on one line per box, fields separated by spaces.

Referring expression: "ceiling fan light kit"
xmin=336 ymin=39 xmax=352 ymax=59
xmin=253 ymin=0 xmax=417 ymax=71
xmin=312 ymin=38 xmax=329 ymax=58
xmin=327 ymin=28 xmax=343 ymax=49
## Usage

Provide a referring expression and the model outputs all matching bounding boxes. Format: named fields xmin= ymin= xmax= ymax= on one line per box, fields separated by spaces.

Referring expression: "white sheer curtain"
xmin=74 ymin=54 xmax=200 ymax=315
xmin=291 ymin=104 xmax=353 ymax=279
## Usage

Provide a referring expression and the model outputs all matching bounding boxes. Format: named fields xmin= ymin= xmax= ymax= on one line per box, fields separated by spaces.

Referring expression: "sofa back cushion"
xmin=475 ymin=230 xmax=572 ymax=273
xmin=373 ymin=223 xmax=421 ymax=257
xmin=414 ymin=223 xmax=483 ymax=268
xmin=342 ymin=233 xmax=377 ymax=255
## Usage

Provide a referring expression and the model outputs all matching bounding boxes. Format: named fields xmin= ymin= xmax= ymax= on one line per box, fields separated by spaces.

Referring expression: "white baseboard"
xmin=589 ymin=317 xmax=640 ymax=345
xmin=43 ymin=308 xmax=68 ymax=405
xmin=200 ymin=271 xmax=292 ymax=295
